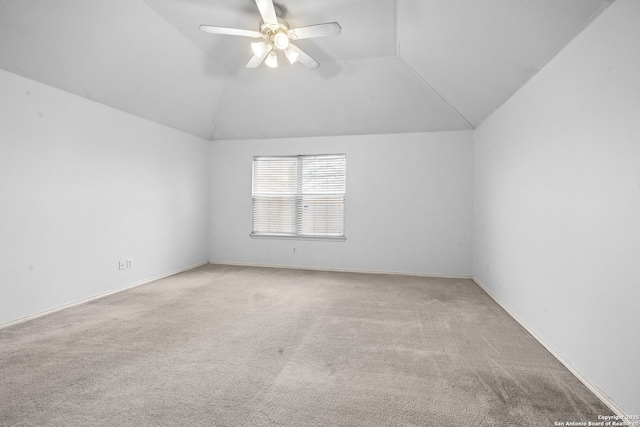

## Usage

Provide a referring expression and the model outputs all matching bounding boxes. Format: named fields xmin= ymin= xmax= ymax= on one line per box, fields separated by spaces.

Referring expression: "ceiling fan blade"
xmin=287 ymin=43 xmax=319 ymax=70
xmin=199 ymin=25 xmax=262 ymax=38
xmin=255 ymin=0 xmax=278 ymax=26
xmin=246 ymin=44 xmax=273 ymax=68
xmin=288 ymin=22 xmax=342 ymax=40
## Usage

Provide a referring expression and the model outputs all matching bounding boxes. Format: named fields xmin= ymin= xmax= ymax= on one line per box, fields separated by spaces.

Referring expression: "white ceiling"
xmin=0 ymin=0 xmax=614 ymax=140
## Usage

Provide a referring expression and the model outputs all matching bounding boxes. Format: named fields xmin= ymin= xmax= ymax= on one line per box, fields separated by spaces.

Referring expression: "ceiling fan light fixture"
xmin=265 ymin=51 xmax=278 ymax=68
xmin=284 ymin=47 xmax=298 ymax=64
xmin=273 ymin=31 xmax=289 ymax=50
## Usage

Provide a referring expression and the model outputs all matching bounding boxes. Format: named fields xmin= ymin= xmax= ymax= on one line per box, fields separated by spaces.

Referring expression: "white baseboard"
xmin=0 ymin=261 xmax=208 ymax=330
xmin=209 ymin=260 xmax=472 ymax=280
xmin=472 ymin=276 xmax=632 ymax=422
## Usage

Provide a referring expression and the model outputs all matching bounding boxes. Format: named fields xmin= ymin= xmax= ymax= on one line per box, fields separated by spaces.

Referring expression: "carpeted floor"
xmin=0 ymin=264 xmax=613 ymax=426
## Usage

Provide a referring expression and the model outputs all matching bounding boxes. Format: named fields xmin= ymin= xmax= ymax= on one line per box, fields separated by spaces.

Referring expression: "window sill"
xmin=250 ymin=234 xmax=346 ymax=242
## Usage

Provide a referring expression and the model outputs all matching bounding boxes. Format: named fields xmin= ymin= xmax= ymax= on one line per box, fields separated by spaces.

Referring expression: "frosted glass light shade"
xmin=284 ymin=48 xmax=298 ymax=64
xmin=265 ymin=51 xmax=278 ymax=68
xmin=251 ymin=41 xmax=268 ymax=57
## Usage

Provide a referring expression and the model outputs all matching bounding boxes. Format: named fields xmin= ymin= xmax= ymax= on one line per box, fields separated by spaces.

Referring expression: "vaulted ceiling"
xmin=0 ymin=0 xmax=614 ymax=140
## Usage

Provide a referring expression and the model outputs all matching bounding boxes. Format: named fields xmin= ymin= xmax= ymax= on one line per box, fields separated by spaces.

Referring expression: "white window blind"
xmin=252 ymin=154 xmax=346 ymax=239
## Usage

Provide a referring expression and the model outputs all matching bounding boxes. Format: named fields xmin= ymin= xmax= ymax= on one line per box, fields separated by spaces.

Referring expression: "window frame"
xmin=250 ymin=153 xmax=346 ymax=241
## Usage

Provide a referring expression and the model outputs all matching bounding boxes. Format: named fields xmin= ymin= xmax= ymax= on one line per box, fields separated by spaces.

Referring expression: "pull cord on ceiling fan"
xmin=199 ymin=0 xmax=341 ymax=69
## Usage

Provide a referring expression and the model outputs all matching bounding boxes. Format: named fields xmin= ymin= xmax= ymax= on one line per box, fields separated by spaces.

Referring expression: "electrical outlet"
xmin=119 ymin=260 xmax=126 ymax=270
xmin=126 ymin=259 xmax=132 ymax=269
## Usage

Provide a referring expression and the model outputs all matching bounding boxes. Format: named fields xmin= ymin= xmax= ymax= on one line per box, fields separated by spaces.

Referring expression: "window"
xmin=251 ymin=154 xmax=346 ymax=240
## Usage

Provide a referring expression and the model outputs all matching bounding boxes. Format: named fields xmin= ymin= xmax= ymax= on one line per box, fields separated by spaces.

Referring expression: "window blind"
xmin=252 ymin=154 xmax=346 ymax=239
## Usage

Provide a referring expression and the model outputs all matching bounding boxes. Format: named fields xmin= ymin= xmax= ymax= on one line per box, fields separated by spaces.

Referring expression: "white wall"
xmin=473 ymin=0 xmax=640 ymax=416
xmin=0 ymin=69 xmax=210 ymax=325
xmin=209 ymin=131 xmax=473 ymax=277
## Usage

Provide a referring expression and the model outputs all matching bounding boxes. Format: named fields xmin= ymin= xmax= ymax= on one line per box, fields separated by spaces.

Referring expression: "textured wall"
xmin=473 ymin=0 xmax=640 ymax=415
xmin=209 ymin=131 xmax=474 ymax=277
xmin=0 ymin=69 xmax=210 ymax=325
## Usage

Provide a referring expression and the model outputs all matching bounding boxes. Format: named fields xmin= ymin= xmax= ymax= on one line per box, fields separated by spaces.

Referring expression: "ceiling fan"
xmin=199 ymin=0 xmax=341 ymax=70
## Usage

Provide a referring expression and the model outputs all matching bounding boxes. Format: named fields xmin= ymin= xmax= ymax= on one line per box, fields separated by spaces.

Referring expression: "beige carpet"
xmin=0 ymin=264 xmax=613 ymax=426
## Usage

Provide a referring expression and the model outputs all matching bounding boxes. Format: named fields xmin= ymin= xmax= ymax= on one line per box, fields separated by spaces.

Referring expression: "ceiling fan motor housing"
xmin=260 ymin=18 xmax=290 ymax=49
